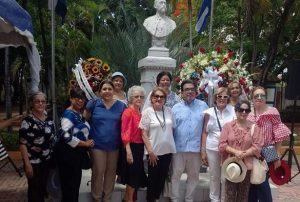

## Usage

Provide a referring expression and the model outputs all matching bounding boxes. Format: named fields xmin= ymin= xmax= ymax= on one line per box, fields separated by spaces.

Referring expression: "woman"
xmin=248 ymin=86 xmax=290 ymax=202
xmin=111 ymin=71 xmax=128 ymax=105
xmin=201 ymin=87 xmax=236 ymax=202
xmin=19 ymin=91 xmax=55 ymax=202
xmin=228 ymin=81 xmax=247 ymax=106
xmin=84 ymin=80 xmax=126 ymax=202
xmin=120 ymin=86 xmax=147 ymax=202
xmin=139 ymin=87 xmax=176 ymax=202
xmin=143 ymin=71 xmax=180 ymax=110
xmin=219 ymin=100 xmax=263 ymax=202
xmin=55 ymin=88 xmax=94 ymax=202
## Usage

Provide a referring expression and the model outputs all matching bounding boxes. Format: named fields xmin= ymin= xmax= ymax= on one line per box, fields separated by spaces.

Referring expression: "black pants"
xmin=146 ymin=153 xmax=172 ymax=202
xmin=56 ymin=143 xmax=84 ymax=202
xmin=27 ymin=161 xmax=50 ymax=202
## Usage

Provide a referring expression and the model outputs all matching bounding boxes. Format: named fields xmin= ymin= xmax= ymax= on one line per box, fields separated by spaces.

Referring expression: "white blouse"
xmin=204 ymin=105 xmax=236 ymax=151
xmin=139 ymin=106 xmax=176 ymax=156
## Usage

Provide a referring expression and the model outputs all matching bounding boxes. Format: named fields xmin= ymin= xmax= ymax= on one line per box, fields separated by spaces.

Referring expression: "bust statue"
xmin=143 ymin=0 xmax=176 ymax=48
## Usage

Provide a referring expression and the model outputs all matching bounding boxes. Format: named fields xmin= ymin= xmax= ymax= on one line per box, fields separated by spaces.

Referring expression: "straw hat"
xmin=222 ymin=157 xmax=247 ymax=183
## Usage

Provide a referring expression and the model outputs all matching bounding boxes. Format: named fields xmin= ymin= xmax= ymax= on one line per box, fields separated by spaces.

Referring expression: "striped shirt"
xmin=248 ymin=107 xmax=290 ymax=146
xmin=0 ymin=141 xmax=8 ymax=161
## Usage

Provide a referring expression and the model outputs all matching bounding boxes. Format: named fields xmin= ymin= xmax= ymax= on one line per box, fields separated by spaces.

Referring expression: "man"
xmin=143 ymin=0 xmax=176 ymax=47
xmin=171 ymin=80 xmax=208 ymax=202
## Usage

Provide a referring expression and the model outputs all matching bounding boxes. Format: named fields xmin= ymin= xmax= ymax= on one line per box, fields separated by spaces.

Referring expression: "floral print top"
xmin=19 ymin=114 xmax=55 ymax=164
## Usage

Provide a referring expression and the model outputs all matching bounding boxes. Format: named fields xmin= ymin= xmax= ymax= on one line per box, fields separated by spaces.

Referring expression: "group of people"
xmin=15 ymin=70 xmax=290 ymax=202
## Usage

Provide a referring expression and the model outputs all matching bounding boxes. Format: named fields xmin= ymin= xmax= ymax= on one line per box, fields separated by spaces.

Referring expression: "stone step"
xmin=79 ymin=170 xmax=209 ymax=202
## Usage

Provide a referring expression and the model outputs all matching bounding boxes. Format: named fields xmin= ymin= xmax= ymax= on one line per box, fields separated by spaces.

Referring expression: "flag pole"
xmin=51 ymin=0 xmax=57 ymax=127
xmin=208 ymin=0 xmax=214 ymax=49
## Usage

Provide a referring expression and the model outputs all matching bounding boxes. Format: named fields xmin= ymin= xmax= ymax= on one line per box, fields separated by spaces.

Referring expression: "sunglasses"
xmin=153 ymin=95 xmax=165 ymax=99
xmin=253 ymin=94 xmax=266 ymax=100
xmin=236 ymin=108 xmax=251 ymax=113
xmin=217 ymin=95 xmax=229 ymax=99
xmin=133 ymin=95 xmax=145 ymax=99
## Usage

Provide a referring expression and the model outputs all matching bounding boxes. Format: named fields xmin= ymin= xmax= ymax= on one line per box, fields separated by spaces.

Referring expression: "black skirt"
xmin=118 ymin=143 xmax=147 ymax=188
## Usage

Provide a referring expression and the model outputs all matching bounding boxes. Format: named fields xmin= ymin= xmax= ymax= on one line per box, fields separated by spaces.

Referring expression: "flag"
xmin=48 ymin=0 xmax=67 ymax=22
xmin=195 ymin=0 xmax=212 ymax=33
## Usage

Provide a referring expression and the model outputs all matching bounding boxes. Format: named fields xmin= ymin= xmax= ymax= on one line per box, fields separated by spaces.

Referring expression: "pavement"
xmin=1 ymin=157 xmax=300 ymax=202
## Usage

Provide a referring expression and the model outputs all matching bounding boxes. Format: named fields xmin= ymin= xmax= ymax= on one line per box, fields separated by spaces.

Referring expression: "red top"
xmin=121 ymin=107 xmax=143 ymax=145
xmin=248 ymin=107 xmax=290 ymax=146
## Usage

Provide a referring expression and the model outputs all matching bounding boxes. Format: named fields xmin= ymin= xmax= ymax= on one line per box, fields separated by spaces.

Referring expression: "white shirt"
xmin=204 ymin=105 xmax=236 ymax=151
xmin=139 ymin=106 xmax=176 ymax=156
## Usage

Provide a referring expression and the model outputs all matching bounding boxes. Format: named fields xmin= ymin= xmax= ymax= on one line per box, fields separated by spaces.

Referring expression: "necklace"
xmin=154 ymin=106 xmax=166 ymax=128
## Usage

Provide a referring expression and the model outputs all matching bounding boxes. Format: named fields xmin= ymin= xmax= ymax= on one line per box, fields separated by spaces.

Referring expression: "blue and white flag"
xmin=195 ymin=0 xmax=212 ymax=33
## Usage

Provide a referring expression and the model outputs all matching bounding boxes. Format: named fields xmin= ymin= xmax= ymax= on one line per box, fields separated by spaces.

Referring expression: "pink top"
xmin=219 ymin=120 xmax=264 ymax=170
xmin=121 ymin=107 xmax=143 ymax=145
xmin=248 ymin=107 xmax=290 ymax=146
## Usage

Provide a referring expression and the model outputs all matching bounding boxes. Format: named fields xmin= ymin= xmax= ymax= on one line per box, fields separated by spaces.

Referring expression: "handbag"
xmin=81 ymin=150 xmax=92 ymax=170
xmin=261 ymin=145 xmax=279 ymax=163
xmin=249 ymin=124 xmax=268 ymax=184
xmin=251 ymin=157 xmax=268 ymax=184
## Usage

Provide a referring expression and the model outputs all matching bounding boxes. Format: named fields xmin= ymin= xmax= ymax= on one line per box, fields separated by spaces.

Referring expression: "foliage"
xmin=0 ymin=131 xmax=19 ymax=151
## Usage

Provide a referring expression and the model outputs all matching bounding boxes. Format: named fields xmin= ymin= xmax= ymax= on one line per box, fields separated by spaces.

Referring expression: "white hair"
xmin=127 ymin=86 xmax=146 ymax=104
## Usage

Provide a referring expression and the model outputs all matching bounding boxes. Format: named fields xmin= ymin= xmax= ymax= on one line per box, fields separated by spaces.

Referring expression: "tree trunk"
xmin=260 ymin=0 xmax=295 ymax=85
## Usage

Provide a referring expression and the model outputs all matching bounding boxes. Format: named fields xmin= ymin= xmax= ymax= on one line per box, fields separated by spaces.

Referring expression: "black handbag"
xmin=81 ymin=150 xmax=92 ymax=170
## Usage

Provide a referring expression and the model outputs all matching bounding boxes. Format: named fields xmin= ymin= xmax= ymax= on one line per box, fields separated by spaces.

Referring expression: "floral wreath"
xmin=70 ymin=57 xmax=112 ymax=100
xmin=174 ymin=47 xmax=253 ymax=96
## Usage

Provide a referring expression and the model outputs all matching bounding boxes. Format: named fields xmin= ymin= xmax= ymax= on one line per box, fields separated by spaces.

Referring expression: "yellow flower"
xmin=102 ymin=63 xmax=110 ymax=72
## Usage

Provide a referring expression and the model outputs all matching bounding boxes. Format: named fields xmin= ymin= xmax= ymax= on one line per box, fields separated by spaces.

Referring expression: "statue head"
xmin=154 ymin=0 xmax=167 ymax=15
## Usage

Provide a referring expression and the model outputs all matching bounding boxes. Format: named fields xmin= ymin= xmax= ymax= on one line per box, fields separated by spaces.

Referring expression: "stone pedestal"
xmin=138 ymin=47 xmax=176 ymax=96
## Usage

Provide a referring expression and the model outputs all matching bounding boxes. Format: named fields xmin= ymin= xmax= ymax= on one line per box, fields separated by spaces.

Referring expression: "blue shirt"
xmin=172 ymin=99 xmax=208 ymax=152
xmin=86 ymin=98 xmax=126 ymax=151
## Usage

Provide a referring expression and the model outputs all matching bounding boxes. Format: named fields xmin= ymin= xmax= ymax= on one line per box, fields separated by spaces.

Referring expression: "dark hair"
xmin=98 ymin=80 xmax=114 ymax=91
xmin=234 ymin=99 xmax=251 ymax=111
xmin=180 ymin=79 xmax=196 ymax=91
xmin=156 ymin=71 xmax=172 ymax=85
xmin=150 ymin=87 xmax=167 ymax=104
xmin=69 ymin=88 xmax=86 ymax=99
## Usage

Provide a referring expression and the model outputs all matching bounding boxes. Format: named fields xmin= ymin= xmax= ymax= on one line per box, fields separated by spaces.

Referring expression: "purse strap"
xmin=213 ymin=107 xmax=222 ymax=132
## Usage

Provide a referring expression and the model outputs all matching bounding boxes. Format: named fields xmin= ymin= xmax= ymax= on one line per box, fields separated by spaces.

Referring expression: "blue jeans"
xmin=248 ymin=174 xmax=272 ymax=202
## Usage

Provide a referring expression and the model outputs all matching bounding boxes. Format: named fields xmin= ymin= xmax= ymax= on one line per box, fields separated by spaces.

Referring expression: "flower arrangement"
xmin=175 ymin=47 xmax=253 ymax=95
xmin=70 ymin=57 xmax=112 ymax=99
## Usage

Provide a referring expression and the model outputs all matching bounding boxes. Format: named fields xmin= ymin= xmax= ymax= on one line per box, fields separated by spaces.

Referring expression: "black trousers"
xmin=27 ymin=161 xmax=50 ymax=202
xmin=56 ymin=143 xmax=84 ymax=202
xmin=146 ymin=153 xmax=172 ymax=202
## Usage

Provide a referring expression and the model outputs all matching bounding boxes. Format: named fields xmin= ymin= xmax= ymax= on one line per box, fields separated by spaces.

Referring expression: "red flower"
xmin=234 ymin=61 xmax=240 ymax=66
xmin=228 ymin=51 xmax=235 ymax=58
xmin=173 ymin=10 xmax=181 ymax=17
xmin=179 ymin=63 xmax=185 ymax=69
xmin=199 ymin=48 xmax=206 ymax=53
xmin=239 ymin=78 xmax=246 ymax=85
xmin=223 ymin=58 xmax=229 ymax=64
xmin=216 ymin=47 xmax=222 ymax=53
xmin=175 ymin=76 xmax=181 ymax=83
xmin=188 ymin=51 xmax=194 ymax=58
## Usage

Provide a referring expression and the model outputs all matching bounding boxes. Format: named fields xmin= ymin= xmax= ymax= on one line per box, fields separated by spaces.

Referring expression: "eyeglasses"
xmin=33 ymin=100 xmax=46 ymax=104
xmin=153 ymin=95 xmax=165 ymax=99
xmin=133 ymin=95 xmax=145 ymax=99
xmin=236 ymin=108 xmax=251 ymax=113
xmin=217 ymin=95 xmax=229 ymax=99
xmin=183 ymin=88 xmax=196 ymax=92
xmin=253 ymin=94 xmax=266 ymax=100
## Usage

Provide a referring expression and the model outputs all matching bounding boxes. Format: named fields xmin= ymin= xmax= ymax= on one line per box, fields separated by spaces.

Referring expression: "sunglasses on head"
xmin=236 ymin=107 xmax=251 ymax=113
xmin=253 ymin=94 xmax=266 ymax=100
xmin=217 ymin=95 xmax=229 ymax=99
